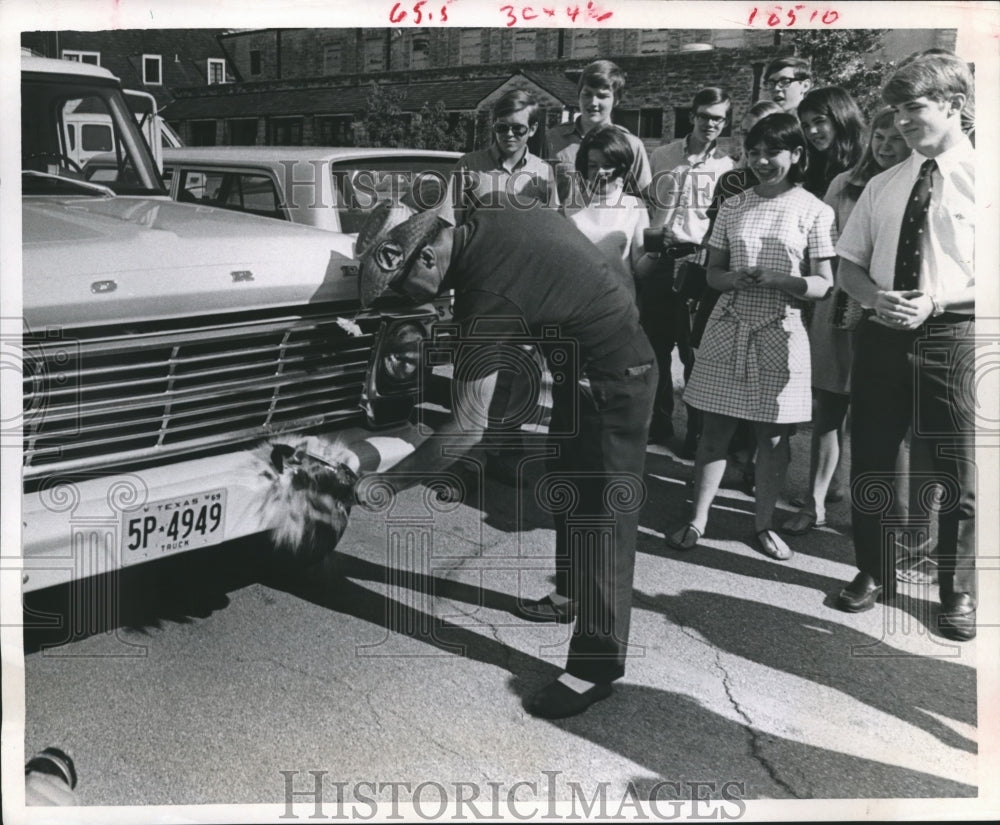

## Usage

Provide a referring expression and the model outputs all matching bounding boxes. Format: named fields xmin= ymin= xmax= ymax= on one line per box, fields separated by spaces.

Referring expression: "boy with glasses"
xmin=761 ymin=56 xmax=813 ymax=113
xmin=545 ymin=59 xmax=651 ymax=205
xmin=644 ymin=87 xmax=735 ymax=449
xmin=444 ymin=89 xmax=557 ymax=485
xmin=445 ymin=89 xmax=557 ymax=225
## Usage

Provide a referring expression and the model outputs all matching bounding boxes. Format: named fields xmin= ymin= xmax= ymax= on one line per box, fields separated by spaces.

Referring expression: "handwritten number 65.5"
xmin=389 ymin=1 xmax=448 ymax=23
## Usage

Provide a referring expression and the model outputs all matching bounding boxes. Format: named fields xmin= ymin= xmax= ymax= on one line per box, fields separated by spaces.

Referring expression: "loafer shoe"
xmin=525 ymin=679 xmax=612 ymax=719
xmin=515 ymin=595 xmax=575 ymax=624
xmin=836 ymin=572 xmax=883 ymax=613
xmin=938 ymin=593 xmax=976 ymax=641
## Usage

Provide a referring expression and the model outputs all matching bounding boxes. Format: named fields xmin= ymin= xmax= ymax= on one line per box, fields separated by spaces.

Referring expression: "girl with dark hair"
xmin=797 ymin=86 xmax=866 ymax=197
xmin=781 ymin=107 xmax=913 ymax=535
xmin=568 ymin=125 xmax=650 ymax=295
xmin=667 ymin=113 xmax=836 ymax=561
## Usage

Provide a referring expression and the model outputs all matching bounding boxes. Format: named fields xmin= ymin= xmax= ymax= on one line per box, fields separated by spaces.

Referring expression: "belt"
xmin=862 ymin=308 xmax=974 ymax=326
xmin=665 ymin=242 xmax=701 ymax=259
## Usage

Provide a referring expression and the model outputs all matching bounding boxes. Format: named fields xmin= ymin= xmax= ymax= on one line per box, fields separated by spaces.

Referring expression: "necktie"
xmin=893 ymin=158 xmax=937 ymax=292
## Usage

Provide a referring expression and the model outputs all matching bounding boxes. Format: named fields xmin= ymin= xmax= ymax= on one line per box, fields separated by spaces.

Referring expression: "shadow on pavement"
xmin=22 ymin=533 xmax=978 ymax=801
xmin=646 ymin=589 xmax=977 ymax=754
xmin=551 ymin=682 xmax=976 ymax=799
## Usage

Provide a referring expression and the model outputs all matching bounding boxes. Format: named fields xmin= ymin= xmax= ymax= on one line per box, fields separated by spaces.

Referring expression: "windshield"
xmin=21 ymin=76 xmax=166 ymax=197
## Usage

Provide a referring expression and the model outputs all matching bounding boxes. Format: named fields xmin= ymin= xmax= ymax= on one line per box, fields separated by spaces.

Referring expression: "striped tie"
xmin=893 ymin=158 xmax=937 ymax=292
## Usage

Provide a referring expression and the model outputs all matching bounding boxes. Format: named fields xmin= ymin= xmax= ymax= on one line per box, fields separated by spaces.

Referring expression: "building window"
xmin=142 ymin=54 xmax=162 ymax=85
xmin=638 ymin=29 xmax=669 ymax=54
xmin=323 ymin=43 xmax=342 ymax=75
xmin=614 ymin=108 xmax=664 ymax=140
xmin=207 ymin=58 xmax=227 ymax=85
xmin=317 ymin=115 xmax=355 ymax=146
xmin=513 ymin=31 xmax=535 ymax=62
xmin=189 ymin=120 xmax=217 ymax=146
xmin=710 ymin=30 xmax=746 ymax=49
xmin=269 ymin=117 xmax=303 ymax=146
xmin=62 ymin=50 xmax=100 ymax=65
xmin=364 ymin=35 xmax=386 ymax=72
xmin=226 ymin=118 xmax=258 ymax=145
xmin=410 ymin=33 xmax=429 ymax=70
xmin=249 ymin=50 xmax=262 ymax=75
xmin=459 ymin=29 xmax=481 ymax=65
xmin=571 ymin=31 xmax=598 ymax=59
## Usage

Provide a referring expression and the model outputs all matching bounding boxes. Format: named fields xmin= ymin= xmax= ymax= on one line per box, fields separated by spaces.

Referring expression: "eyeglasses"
xmin=762 ymin=75 xmax=808 ymax=91
xmin=694 ymin=113 xmax=728 ymax=126
xmin=493 ymin=122 xmax=530 ymax=137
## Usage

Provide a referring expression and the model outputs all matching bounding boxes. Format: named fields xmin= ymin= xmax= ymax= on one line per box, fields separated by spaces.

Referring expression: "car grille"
xmin=22 ymin=307 xmax=395 ymax=480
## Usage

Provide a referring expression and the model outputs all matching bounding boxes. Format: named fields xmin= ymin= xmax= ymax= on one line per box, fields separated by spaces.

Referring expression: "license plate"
xmin=121 ymin=489 xmax=226 ymax=564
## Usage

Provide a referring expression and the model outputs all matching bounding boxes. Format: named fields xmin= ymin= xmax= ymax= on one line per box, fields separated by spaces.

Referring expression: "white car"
xmin=157 ymin=146 xmax=461 ymax=234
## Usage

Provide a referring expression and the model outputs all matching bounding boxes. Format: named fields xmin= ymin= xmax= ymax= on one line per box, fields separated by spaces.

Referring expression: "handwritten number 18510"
xmin=747 ymin=5 xmax=840 ymax=26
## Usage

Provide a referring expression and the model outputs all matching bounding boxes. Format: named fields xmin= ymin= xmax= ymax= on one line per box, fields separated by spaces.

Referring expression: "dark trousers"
xmin=850 ymin=317 xmax=976 ymax=603
xmin=637 ymin=262 xmax=694 ymax=423
xmin=546 ymin=340 xmax=656 ymax=683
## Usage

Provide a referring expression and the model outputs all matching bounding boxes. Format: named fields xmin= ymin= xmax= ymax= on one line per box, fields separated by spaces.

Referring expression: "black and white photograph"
xmin=1 ymin=0 xmax=998 ymax=821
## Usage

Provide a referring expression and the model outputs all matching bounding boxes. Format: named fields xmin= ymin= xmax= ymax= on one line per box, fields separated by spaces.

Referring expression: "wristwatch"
xmin=929 ymin=294 xmax=944 ymax=317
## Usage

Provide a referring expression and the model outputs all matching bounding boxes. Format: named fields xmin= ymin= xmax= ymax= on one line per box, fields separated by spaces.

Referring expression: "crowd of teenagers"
xmin=355 ymin=48 xmax=976 ymax=719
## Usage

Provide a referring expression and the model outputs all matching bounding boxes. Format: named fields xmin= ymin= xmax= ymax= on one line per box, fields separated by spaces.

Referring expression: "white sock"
xmin=547 ymin=591 xmax=571 ymax=606
xmin=557 ymin=672 xmax=598 ymax=694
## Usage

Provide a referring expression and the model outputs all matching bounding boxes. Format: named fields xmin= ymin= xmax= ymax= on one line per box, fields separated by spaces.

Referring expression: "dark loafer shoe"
xmin=515 ymin=596 xmax=575 ymax=624
xmin=837 ymin=572 xmax=883 ymax=613
xmin=525 ymin=679 xmax=612 ymax=719
xmin=938 ymin=593 xmax=976 ymax=641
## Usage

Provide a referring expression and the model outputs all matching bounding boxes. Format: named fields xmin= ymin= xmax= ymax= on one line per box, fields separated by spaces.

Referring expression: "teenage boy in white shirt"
xmin=834 ymin=52 xmax=976 ymax=642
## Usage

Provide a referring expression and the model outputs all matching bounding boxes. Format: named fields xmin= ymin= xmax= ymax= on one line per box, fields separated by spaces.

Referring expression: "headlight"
xmin=363 ymin=316 xmax=432 ymax=429
xmin=378 ymin=322 xmax=424 ymax=387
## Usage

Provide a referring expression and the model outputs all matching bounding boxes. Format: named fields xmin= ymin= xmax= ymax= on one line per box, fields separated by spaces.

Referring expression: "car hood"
xmin=23 ymin=196 xmax=363 ymax=328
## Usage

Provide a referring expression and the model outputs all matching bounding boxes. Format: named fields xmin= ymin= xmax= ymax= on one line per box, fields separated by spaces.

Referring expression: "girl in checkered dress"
xmin=668 ymin=113 xmax=836 ymax=561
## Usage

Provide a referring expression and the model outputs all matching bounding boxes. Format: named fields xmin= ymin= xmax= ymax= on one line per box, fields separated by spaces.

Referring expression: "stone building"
xmin=23 ymin=27 xmax=960 ymax=155
xmin=161 ymin=27 xmax=794 ymax=153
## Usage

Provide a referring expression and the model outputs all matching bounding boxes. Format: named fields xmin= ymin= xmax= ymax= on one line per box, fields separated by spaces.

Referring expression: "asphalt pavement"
xmin=16 ymin=368 xmax=992 ymax=820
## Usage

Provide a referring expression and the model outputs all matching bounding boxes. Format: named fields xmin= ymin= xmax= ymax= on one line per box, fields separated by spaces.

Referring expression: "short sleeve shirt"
xmin=648 ymin=137 xmax=735 ymax=245
xmin=835 ymin=137 xmax=975 ymax=305
xmin=544 ymin=118 xmax=652 ymax=197
xmin=443 ymin=144 xmax=557 ymax=225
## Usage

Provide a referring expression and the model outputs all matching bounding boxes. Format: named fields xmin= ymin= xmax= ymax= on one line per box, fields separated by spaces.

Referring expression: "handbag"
xmin=672 ymin=259 xmax=708 ymax=302
xmin=830 ymin=287 xmax=865 ymax=330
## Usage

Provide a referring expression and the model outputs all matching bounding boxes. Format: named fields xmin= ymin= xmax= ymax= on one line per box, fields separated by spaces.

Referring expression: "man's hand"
xmin=871 ymin=290 xmax=933 ymax=330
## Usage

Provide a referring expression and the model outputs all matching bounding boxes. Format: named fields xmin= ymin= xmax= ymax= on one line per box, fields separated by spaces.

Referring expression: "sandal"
xmin=754 ymin=529 xmax=793 ymax=561
xmin=779 ymin=511 xmax=827 ymax=536
xmin=667 ymin=523 xmax=703 ymax=551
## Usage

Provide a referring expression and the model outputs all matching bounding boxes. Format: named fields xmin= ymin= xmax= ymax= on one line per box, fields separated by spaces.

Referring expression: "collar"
xmin=488 ymin=142 xmax=530 ymax=172
xmin=449 ymin=222 xmax=470 ymax=270
xmin=685 ymin=135 xmax=725 ymax=165
xmin=571 ymin=117 xmax=634 ymax=139
xmin=916 ymin=133 xmax=974 ymax=179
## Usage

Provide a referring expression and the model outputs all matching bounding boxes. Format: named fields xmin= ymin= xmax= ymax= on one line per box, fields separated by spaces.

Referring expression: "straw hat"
xmin=354 ymin=199 xmax=415 ymax=258
xmin=358 ymin=208 xmax=446 ymax=308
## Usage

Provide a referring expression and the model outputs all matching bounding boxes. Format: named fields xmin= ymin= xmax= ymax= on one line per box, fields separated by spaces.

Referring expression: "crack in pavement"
xmin=638 ymin=594 xmax=802 ymax=799
xmin=711 ymin=649 xmax=801 ymax=799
